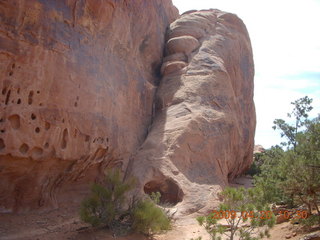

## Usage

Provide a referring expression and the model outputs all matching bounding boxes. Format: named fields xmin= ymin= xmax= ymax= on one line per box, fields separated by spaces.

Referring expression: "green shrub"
xmin=132 ymin=199 xmax=171 ymax=235
xmin=79 ymin=169 xmax=135 ymax=228
xmin=149 ymin=191 xmax=161 ymax=204
xmin=246 ymin=152 xmax=265 ymax=176
xmin=196 ymin=187 xmax=275 ymax=240
xmin=299 ymin=215 xmax=320 ymax=229
xmin=255 ymin=97 xmax=320 ymax=214
xmin=80 ymin=169 xmax=171 ymax=236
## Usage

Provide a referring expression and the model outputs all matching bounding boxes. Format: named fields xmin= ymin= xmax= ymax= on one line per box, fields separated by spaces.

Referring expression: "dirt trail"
xmin=0 ymin=176 xmax=316 ymax=240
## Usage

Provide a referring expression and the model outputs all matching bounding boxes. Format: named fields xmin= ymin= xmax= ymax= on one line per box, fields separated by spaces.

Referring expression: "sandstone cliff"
xmin=0 ymin=1 xmax=255 ymax=214
xmin=0 ymin=0 xmax=178 ymax=212
xmin=131 ymin=9 xmax=255 ymax=215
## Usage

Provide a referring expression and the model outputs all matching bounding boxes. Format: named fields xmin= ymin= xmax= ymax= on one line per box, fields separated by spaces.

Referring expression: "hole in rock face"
xmin=35 ymin=127 xmax=40 ymax=133
xmin=45 ymin=121 xmax=50 ymax=130
xmin=31 ymin=113 xmax=36 ymax=120
xmin=19 ymin=143 xmax=29 ymax=154
xmin=73 ymin=129 xmax=78 ymax=137
xmin=85 ymin=135 xmax=90 ymax=142
xmin=44 ymin=142 xmax=49 ymax=148
xmin=8 ymin=114 xmax=20 ymax=129
xmin=61 ymin=128 xmax=68 ymax=149
xmin=5 ymin=90 xmax=11 ymax=105
xmin=30 ymin=147 xmax=43 ymax=159
xmin=0 ymin=138 xmax=5 ymax=150
xmin=17 ymin=99 xmax=21 ymax=104
xmin=144 ymin=178 xmax=183 ymax=206
xmin=28 ymin=91 xmax=34 ymax=105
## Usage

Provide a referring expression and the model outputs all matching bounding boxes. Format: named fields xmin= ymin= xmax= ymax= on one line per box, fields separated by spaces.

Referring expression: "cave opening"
xmin=144 ymin=178 xmax=183 ymax=206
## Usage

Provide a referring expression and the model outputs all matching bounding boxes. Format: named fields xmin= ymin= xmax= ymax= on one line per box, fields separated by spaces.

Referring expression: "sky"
xmin=172 ymin=0 xmax=320 ymax=148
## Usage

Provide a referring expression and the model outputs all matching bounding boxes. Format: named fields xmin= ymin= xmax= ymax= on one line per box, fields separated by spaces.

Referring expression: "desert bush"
xmin=299 ymin=215 xmax=320 ymax=229
xmin=246 ymin=152 xmax=266 ymax=176
xmin=196 ymin=187 xmax=275 ymax=240
xmin=132 ymin=198 xmax=171 ymax=235
xmin=149 ymin=191 xmax=161 ymax=204
xmin=80 ymin=169 xmax=171 ymax=236
xmin=255 ymin=97 xmax=320 ymax=217
xmin=80 ymin=169 xmax=135 ymax=228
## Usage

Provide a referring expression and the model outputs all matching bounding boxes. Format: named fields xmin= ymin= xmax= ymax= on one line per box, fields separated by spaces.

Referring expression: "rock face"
xmin=254 ymin=144 xmax=265 ymax=154
xmin=0 ymin=3 xmax=255 ymax=215
xmin=0 ymin=0 xmax=178 ymax=211
xmin=131 ymin=10 xmax=255 ymax=215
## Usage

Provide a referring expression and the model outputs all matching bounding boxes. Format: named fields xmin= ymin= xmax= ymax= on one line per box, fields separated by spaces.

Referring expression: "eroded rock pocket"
xmin=144 ymin=178 xmax=183 ymax=206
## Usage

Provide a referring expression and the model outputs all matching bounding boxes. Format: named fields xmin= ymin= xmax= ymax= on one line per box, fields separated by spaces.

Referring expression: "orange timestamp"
xmin=210 ymin=210 xmax=309 ymax=220
xmin=211 ymin=210 xmax=273 ymax=219
xmin=278 ymin=210 xmax=308 ymax=220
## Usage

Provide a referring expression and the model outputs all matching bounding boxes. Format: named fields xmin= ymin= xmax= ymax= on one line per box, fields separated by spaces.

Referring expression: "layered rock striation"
xmin=0 ymin=0 xmax=178 ymax=211
xmin=131 ymin=9 xmax=255 ymax=215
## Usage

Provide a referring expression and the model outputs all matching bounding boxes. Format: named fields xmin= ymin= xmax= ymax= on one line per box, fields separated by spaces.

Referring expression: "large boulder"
xmin=0 ymin=0 xmax=178 ymax=212
xmin=131 ymin=9 xmax=256 ymax=216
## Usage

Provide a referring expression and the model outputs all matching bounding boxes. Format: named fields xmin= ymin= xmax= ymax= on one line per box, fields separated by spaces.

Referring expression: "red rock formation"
xmin=0 ymin=2 xmax=255 ymax=216
xmin=0 ymin=0 xmax=178 ymax=212
xmin=254 ymin=145 xmax=265 ymax=154
xmin=131 ymin=10 xmax=256 ymax=215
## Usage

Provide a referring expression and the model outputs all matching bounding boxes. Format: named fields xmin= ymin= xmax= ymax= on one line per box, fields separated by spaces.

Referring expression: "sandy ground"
xmin=0 ymin=176 xmax=318 ymax=240
xmin=0 ymin=210 xmax=314 ymax=240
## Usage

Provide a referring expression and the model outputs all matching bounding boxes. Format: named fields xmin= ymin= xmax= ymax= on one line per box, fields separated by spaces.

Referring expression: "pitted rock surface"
xmin=0 ymin=0 xmax=178 ymax=211
xmin=0 ymin=3 xmax=255 ymax=216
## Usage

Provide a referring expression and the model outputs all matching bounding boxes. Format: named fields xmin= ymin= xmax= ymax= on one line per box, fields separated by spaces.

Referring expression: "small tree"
xmin=273 ymin=96 xmax=313 ymax=149
xmin=253 ymin=146 xmax=290 ymax=205
xmin=80 ymin=169 xmax=135 ymax=228
xmin=256 ymin=97 xmax=320 ymax=227
xmin=280 ymin=118 xmax=320 ymax=216
xmin=80 ymin=169 xmax=171 ymax=236
xmin=196 ymin=187 xmax=275 ymax=240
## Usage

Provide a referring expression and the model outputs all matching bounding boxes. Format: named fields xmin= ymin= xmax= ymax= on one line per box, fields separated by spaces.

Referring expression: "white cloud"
xmin=172 ymin=0 xmax=320 ymax=148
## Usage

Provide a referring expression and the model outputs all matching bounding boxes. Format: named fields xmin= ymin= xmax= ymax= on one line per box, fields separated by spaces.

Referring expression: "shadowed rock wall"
xmin=0 ymin=0 xmax=178 ymax=211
